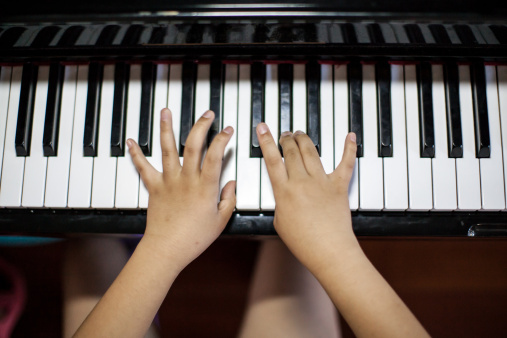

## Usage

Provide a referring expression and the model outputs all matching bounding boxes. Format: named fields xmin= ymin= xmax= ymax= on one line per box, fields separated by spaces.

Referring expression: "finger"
xmin=279 ymin=131 xmax=307 ymax=179
xmin=127 ymin=139 xmax=159 ymax=189
xmin=182 ymin=110 xmax=214 ymax=175
xmin=293 ymin=130 xmax=325 ymax=177
xmin=330 ymin=133 xmax=357 ymax=187
xmin=256 ymin=123 xmax=287 ymax=187
xmin=218 ymin=180 xmax=236 ymax=225
xmin=201 ymin=126 xmax=234 ymax=184
xmin=160 ymin=108 xmax=181 ymax=174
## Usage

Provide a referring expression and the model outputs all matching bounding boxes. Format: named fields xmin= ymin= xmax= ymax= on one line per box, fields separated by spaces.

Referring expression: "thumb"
xmin=218 ymin=180 xmax=236 ymax=223
xmin=330 ymin=133 xmax=357 ymax=187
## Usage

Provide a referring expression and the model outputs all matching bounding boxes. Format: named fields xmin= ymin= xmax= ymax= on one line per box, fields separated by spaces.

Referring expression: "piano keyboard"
xmin=1 ymin=61 xmax=507 ymax=212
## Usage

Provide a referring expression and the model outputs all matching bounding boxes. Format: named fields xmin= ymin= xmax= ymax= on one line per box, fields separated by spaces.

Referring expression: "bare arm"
xmin=256 ymin=123 xmax=429 ymax=338
xmin=74 ymin=109 xmax=236 ymax=337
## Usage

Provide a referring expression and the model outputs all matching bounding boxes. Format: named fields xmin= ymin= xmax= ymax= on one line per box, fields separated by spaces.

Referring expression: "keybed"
xmin=1 ymin=60 xmax=507 ymax=214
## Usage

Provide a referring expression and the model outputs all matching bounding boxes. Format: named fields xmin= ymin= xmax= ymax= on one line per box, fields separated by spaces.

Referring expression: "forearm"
xmin=311 ymin=238 xmax=429 ymax=338
xmin=74 ymin=236 xmax=182 ymax=338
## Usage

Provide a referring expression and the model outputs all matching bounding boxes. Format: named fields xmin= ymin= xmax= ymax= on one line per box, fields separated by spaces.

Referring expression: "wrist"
xmin=305 ymin=231 xmax=364 ymax=276
xmin=138 ymin=234 xmax=187 ymax=274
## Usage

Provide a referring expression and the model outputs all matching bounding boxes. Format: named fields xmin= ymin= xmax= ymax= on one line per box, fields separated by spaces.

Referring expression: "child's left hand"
xmin=127 ymin=108 xmax=236 ymax=272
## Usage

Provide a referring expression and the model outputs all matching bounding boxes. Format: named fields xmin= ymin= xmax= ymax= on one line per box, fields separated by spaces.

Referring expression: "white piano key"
xmin=0 ymin=67 xmax=12 ymax=183
xmin=236 ymin=64 xmax=260 ymax=211
xmin=44 ymin=65 xmax=78 ymax=208
xmin=261 ymin=64 xmax=278 ymax=211
xmin=431 ymin=64 xmax=457 ymax=211
xmin=139 ymin=64 xmax=168 ymax=208
xmin=292 ymin=64 xmax=307 ymax=133
xmin=480 ymin=66 xmax=505 ymax=210
xmin=456 ymin=65 xmax=482 ymax=210
xmin=320 ymin=64 xmax=334 ymax=174
xmin=334 ymin=64 xmax=358 ymax=210
xmin=168 ymin=64 xmax=183 ymax=165
xmin=194 ymin=64 xmax=211 ymax=163
xmin=0 ymin=67 xmax=25 ymax=207
xmin=404 ymin=65 xmax=433 ymax=210
xmin=220 ymin=64 xmax=239 ymax=194
xmin=383 ymin=64 xmax=408 ymax=211
xmin=68 ymin=65 xmax=93 ymax=208
xmin=359 ymin=64 xmax=383 ymax=211
xmin=91 ymin=65 xmax=117 ymax=208
xmin=115 ymin=64 xmax=141 ymax=208
xmin=22 ymin=66 xmax=49 ymax=207
xmin=195 ymin=64 xmax=211 ymax=120
xmin=497 ymin=65 xmax=507 ymax=207
xmin=0 ymin=67 xmax=24 ymax=207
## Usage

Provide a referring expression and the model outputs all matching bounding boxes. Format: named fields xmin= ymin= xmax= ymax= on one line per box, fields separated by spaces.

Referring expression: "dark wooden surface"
xmin=0 ymin=237 xmax=505 ymax=337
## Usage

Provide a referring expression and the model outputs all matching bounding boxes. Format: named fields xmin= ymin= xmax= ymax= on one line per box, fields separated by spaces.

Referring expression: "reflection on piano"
xmin=1 ymin=0 xmax=507 ymax=236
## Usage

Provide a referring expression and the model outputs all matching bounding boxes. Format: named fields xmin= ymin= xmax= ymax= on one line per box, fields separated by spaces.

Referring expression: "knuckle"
xmin=265 ymin=154 xmax=281 ymax=167
xmin=283 ymin=147 xmax=299 ymax=159
xmin=259 ymin=136 xmax=275 ymax=149
xmin=183 ymin=144 xmax=199 ymax=157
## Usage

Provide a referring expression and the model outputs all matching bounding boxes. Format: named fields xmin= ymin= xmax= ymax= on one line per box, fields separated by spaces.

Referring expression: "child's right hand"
xmin=257 ymin=123 xmax=430 ymax=338
xmin=256 ymin=123 xmax=359 ymax=272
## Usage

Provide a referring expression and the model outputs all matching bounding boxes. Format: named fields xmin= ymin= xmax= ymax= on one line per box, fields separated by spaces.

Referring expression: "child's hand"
xmin=127 ymin=109 xmax=236 ymax=272
xmin=256 ymin=123 xmax=358 ymax=271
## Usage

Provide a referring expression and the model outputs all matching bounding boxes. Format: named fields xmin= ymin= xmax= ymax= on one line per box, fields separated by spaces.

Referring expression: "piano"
xmin=1 ymin=0 xmax=507 ymax=236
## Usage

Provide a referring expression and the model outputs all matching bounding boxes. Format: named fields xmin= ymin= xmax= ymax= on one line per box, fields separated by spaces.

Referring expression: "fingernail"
xmin=203 ymin=110 xmax=213 ymax=118
xmin=281 ymin=131 xmax=292 ymax=137
xmin=127 ymin=139 xmax=133 ymax=149
xmin=349 ymin=132 xmax=356 ymax=143
xmin=161 ymin=109 xmax=170 ymax=121
xmin=257 ymin=123 xmax=269 ymax=135
xmin=294 ymin=130 xmax=304 ymax=135
xmin=223 ymin=126 xmax=233 ymax=134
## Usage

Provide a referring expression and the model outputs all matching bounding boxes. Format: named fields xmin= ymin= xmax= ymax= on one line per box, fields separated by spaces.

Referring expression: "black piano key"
xmin=121 ymin=25 xmax=144 ymax=46
xmin=208 ymin=61 xmax=224 ymax=146
xmin=454 ymin=25 xmax=479 ymax=45
xmin=279 ymin=63 xmax=293 ymax=137
xmin=306 ymin=61 xmax=321 ymax=155
xmin=83 ymin=62 xmax=103 ymax=157
xmin=110 ymin=62 xmax=130 ymax=157
xmin=250 ymin=62 xmax=265 ymax=158
xmin=95 ymin=25 xmax=121 ymax=46
xmin=42 ymin=63 xmax=65 ymax=156
xmin=148 ymin=27 xmax=166 ymax=44
xmin=0 ymin=28 xmax=3 ymax=37
xmin=348 ymin=61 xmax=363 ymax=157
xmin=303 ymin=24 xmax=318 ymax=42
xmin=214 ymin=24 xmax=228 ymax=43
xmin=139 ymin=62 xmax=157 ymax=156
xmin=367 ymin=23 xmax=385 ymax=44
xmin=0 ymin=27 xmax=26 ymax=47
xmin=274 ymin=25 xmax=296 ymax=43
xmin=15 ymin=63 xmax=38 ymax=157
xmin=428 ymin=24 xmax=451 ymax=44
xmin=376 ymin=61 xmax=393 ymax=157
xmin=186 ymin=24 xmax=205 ymax=43
xmin=404 ymin=24 xmax=425 ymax=44
xmin=253 ymin=24 xmax=269 ymax=43
xmin=443 ymin=63 xmax=463 ymax=158
xmin=56 ymin=25 xmax=84 ymax=47
xmin=470 ymin=63 xmax=491 ymax=158
xmin=416 ymin=62 xmax=435 ymax=158
xmin=31 ymin=26 xmax=60 ymax=48
xmin=489 ymin=25 xmax=507 ymax=44
xmin=341 ymin=23 xmax=357 ymax=44
xmin=179 ymin=62 xmax=197 ymax=156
